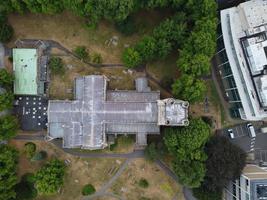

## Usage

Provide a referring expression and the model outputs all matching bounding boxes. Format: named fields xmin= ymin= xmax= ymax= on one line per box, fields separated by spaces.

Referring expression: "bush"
xmin=15 ymin=173 xmax=37 ymax=200
xmin=0 ymin=23 xmax=14 ymax=43
xmin=144 ymin=143 xmax=159 ymax=161
xmin=91 ymin=53 xmax=103 ymax=64
xmin=24 ymin=142 xmax=36 ymax=159
xmin=115 ymin=16 xmax=136 ymax=36
xmin=82 ymin=184 xmax=96 ymax=196
xmin=0 ymin=115 xmax=19 ymax=140
xmin=193 ymin=187 xmax=222 ymax=200
xmin=122 ymin=47 xmax=142 ymax=68
xmin=74 ymin=46 xmax=89 ymax=60
xmin=49 ymin=57 xmax=65 ymax=74
xmin=138 ymin=178 xmax=149 ymax=188
xmin=0 ymin=69 xmax=14 ymax=88
xmin=31 ymin=150 xmax=47 ymax=161
xmin=0 ymin=91 xmax=14 ymax=111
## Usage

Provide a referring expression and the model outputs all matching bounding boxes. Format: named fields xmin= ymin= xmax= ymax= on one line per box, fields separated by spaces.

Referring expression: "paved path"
xmin=0 ymin=43 xmax=4 ymax=68
xmin=84 ymin=159 xmax=132 ymax=200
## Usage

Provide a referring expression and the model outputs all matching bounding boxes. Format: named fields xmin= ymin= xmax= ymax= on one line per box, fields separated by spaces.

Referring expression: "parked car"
xmin=261 ymin=127 xmax=267 ymax=134
xmin=228 ymin=129 xmax=234 ymax=139
xmin=247 ymin=123 xmax=256 ymax=138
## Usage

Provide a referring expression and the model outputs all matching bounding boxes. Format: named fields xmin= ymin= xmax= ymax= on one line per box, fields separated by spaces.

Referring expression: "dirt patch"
xmin=49 ymin=54 xmax=145 ymax=99
xmin=110 ymin=159 xmax=185 ymax=200
xmin=9 ymin=140 xmax=124 ymax=200
xmin=8 ymin=12 xmax=142 ymax=64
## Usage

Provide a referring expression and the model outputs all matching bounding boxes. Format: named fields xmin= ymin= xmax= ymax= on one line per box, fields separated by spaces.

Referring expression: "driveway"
xmin=0 ymin=43 xmax=4 ymax=68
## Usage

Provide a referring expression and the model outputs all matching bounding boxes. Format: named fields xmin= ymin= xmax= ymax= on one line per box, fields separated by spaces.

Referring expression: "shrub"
xmin=24 ymin=142 xmax=36 ymax=159
xmin=122 ymin=47 xmax=142 ymax=68
xmin=35 ymin=159 xmax=66 ymax=195
xmin=82 ymin=184 xmax=96 ymax=196
xmin=144 ymin=143 xmax=159 ymax=161
xmin=49 ymin=57 xmax=65 ymax=75
xmin=138 ymin=178 xmax=149 ymax=188
xmin=15 ymin=173 xmax=37 ymax=200
xmin=91 ymin=52 xmax=103 ymax=64
xmin=0 ymin=91 xmax=14 ymax=111
xmin=115 ymin=16 xmax=136 ymax=36
xmin=193 ymin=187 xmax=222 ymax=200
xmin=0 ymin=69 xmax=14 ymax=88
xmin=0 ymin=115 xmax=19 ymax=140
xmin=0 ymin=23 xmax=14 ymax=43
xmin=74 ymin=46 xmax=89 ymax=60
xmin=31 ymin=150 xmax=47 ymax=161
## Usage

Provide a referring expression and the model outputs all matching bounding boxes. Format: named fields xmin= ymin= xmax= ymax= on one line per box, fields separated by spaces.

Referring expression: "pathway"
xmin=83 ymin=158 xmax=132 ymax=200
xmin=0 ymin=43 xmax=4 ymax=68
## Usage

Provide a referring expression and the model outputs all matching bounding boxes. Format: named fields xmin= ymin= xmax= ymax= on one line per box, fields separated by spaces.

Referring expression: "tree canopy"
xmin=172 ymin=74 xmax=206 ymax=103
xmin=0 ymin=69 xmax=14 ymax=89
xmin=202 ymin=135 xmax=246 ymax=192
xmin=35 ymin=159 xmax=66 ymax=195
xmin=0 ymin=115 xmax=19 ymax=140
xmin=0 ymin=145 xmax=18 ymax=200
xmin=164 ymin=118 xmax=211 ymax=188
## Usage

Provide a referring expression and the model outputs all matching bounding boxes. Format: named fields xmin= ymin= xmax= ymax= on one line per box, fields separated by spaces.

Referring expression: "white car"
xmin=228 ymin=129 xmax=234 ymax=139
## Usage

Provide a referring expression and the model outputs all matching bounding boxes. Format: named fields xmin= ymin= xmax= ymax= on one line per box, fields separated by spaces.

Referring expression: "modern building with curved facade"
xmin=218 ymin=0 xmax=267 ymax=121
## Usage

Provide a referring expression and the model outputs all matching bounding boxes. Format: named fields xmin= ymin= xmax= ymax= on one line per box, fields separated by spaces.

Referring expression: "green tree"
xmin=0 ymin=145 xmax=18 ymax=200
xmin=202 ymin=135 xmax=246 ymax=192
xmin=0 ymin=22 xmax=13 ymax=43
xmin=172 ymin=75 xmax=206 ymax=103
xmin=193 ymin=186 xmax=222 ymax=200
xmin=164 ymin=118 xmax=211 ymax=188
xmin=24 ymin=142 xmax=36 ymax=159
xmin=0 ymin=115 xmax=19 ymax=140
xmin=49 ymin=57 xmax=65 ymax=75
xmin=35 ymin=159 xmax=66 ymax=195
xmin=74 ymin=46 xmax=89 ymax=60
xmin=0 ymin=91 xmax=14 ymax=111
xmin=135 ymin=36 xmax=157 ymax=62
xmin=178 ymin=51 xmax=211 ymax=76
xmin=82 ymin=184 xmax=96 ymax=196
xmin=115 ymin=16 xmax=136 ymax=36
xmin=0 ymin=69 xmax=14 ymax=88
xmin=15 ymin=173 xmax=37 ymax=200
xmin=122 ymin=47 xmax=142 ymax=68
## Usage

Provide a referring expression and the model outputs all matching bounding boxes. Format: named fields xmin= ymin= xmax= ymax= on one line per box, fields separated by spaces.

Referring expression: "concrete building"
xmin=217 ymin=0 xmax=267 ymax=120
xmin=13 ymin=44 xmax=49 ymax=131
xmin=47 ymin=75 xmax=189 ymax=149
xmin=224 ymin=165 xmax=267 ymax=200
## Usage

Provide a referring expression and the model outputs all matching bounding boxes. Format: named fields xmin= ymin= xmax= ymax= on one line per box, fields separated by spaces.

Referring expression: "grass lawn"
xmin=9 ymin=140 xmax=125 ymax=200
xmin=110 ymin=158 xmax=185 ymax=200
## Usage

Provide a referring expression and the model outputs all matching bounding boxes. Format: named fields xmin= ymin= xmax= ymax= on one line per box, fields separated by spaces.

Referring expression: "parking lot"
xmin=221 ymin=122 xmax=266 ymax=154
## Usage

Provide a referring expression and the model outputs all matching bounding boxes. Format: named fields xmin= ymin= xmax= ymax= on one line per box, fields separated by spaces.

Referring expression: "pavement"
xmin=220 ymin=122 xmax=267 ymax=160
xmin=0 ymin=43 xmax=4 ymax=68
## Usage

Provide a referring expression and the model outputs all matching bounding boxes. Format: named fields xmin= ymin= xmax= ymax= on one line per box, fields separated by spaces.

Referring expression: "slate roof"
xmin=48 ymin=75 xmax=160 ymax=149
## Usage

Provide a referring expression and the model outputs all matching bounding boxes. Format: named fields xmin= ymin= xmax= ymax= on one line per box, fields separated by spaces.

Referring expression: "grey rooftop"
xmin=48 ymin=75 xmax=189 ymax=149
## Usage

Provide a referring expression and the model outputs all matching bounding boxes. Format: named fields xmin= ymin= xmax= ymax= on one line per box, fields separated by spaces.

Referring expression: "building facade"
xmin=217 ymin=0 xmax=267 ymax=120
xmin=47 ymin=75 xmax=189 ymax=149
xmin=224 ymin=165 xmax=267 ymax=200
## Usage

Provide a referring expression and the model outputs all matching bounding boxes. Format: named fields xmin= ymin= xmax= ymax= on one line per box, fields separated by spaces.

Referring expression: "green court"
xmin=13 ymin=48 xmax=38 ymax=95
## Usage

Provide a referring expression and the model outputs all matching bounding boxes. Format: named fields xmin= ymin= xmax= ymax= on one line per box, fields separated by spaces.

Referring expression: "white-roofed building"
xmin=217 ymin=0 xmax=267 ymax=120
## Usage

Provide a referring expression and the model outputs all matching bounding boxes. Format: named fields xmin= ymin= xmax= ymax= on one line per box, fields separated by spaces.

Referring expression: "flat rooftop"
xmin=13 ymin=48 xmax=38 ymax=95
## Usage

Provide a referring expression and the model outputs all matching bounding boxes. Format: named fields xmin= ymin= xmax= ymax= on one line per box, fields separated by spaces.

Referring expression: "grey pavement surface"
xmin=0 ymin=43 xmax=4 ymax=68
xmin=220 ymin=122 xmax=267 ymax=160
